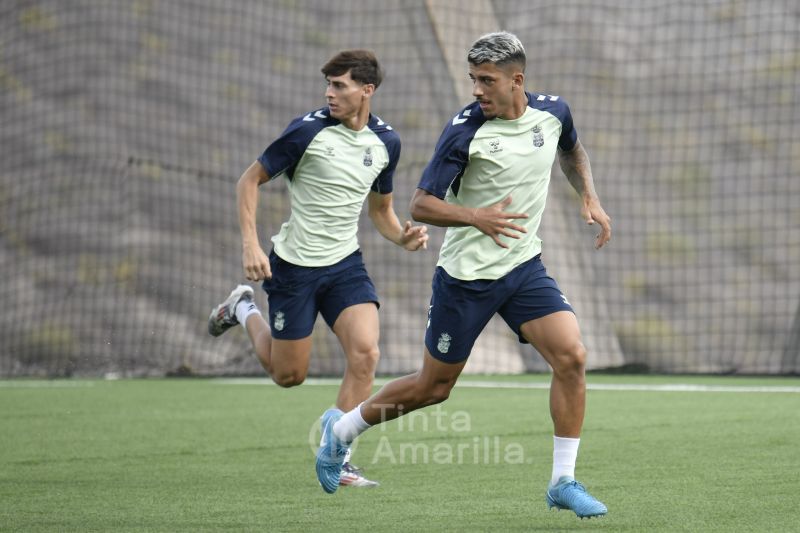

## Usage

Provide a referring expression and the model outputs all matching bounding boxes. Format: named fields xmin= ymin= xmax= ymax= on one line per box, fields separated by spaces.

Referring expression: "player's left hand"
xmin=400 ymin=220 xmax=429 ymax=251
xmin=582 ymin=197 xmax=611 ymax=249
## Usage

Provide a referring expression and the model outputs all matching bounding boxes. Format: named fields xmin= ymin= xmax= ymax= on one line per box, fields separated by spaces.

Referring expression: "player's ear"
xmin=362 ymin=83 xmax=375 ymax=98
xmin=512 ymin=71 xmax=524 ymax=90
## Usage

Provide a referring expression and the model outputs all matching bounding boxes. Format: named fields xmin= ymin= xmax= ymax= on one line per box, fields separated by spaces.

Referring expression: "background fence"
xmin=1 ymin=0 xmax=799 ymax=377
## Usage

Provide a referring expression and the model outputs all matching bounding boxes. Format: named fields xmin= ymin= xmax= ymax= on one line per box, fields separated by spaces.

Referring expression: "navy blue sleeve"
xmin=528 ymin=93 xmax=578 ymax=151
xmin=417 ymin=113 xmax=478 ymax=199
xmin=372 ymin=129 xmax=400 ymax=194
xmin=558 ymin=100 xmax=578 ymax=151
xmin=257 ymin=111 xmax=327 ymax=180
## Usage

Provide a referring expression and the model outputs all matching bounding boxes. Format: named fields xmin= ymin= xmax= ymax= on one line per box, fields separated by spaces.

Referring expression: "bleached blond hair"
xmin=467 ymin=31 xmax=526 ymax=72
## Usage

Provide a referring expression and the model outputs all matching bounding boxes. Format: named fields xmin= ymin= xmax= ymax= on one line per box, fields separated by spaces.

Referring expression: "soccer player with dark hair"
xmin=209 ymin=49 xmax=428 ymax=488
xmin=315 ymin=33 xmax=610 ymax=518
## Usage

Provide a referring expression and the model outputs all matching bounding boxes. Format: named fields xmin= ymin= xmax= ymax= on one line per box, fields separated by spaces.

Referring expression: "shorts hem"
xmin=321 ymin=298 xmax=379 ymax=328
xmin=270 ymin=328 xmax=314 ymax=341
xmin=424 ymin=340 xmax=470 ymax=365
xmin=513 ymin=306 xmax=575 ymax=343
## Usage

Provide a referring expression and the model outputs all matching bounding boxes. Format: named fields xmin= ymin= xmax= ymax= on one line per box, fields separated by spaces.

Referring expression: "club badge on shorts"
xmin=437 ymin=332 xmax=451 ymax=354
xmin=274 ymin=311 xmax=285 ymax=331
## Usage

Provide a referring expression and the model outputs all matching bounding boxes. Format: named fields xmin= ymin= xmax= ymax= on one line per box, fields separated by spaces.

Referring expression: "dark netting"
xmin=1 ymin=0 xmax=798 ymax=376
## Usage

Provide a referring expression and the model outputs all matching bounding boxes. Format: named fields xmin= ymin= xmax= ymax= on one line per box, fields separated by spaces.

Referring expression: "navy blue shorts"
xmin=425 ymin=254 xmax=573 ymax=363
xmin=261 ymin=249 xmax=379 ymax=340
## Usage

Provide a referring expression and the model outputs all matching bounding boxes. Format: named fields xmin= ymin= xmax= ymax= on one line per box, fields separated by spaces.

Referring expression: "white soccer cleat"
xmin=207 ymin=285 xmax=254 ymax=337
xmin=339 ymin=462 xmax=380 ymax=488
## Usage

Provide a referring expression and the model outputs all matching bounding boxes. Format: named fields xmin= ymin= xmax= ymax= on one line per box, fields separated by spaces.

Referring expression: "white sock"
xmin=235 ymin=300 xmax=260 ymax=332
xmin=333 ymin=403 xmax=371 ymax=444
xmin=551 ymin=436 xmax=580 ymax=485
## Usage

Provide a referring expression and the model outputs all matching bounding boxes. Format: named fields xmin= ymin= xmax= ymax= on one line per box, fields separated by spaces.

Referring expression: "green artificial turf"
xmin=1 ymin=375 xmax=798 ymax=532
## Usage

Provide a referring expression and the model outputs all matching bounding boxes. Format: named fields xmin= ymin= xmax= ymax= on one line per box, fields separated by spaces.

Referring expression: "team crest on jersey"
xmin=437 ymin=332 xmax=452 ymax=354
xmin=273 ymin=311 xmax=285 ymax=331
xmin=532 ymin=125 xmax=544 ymax=148
xmin=363 ymin=147 xmax=373 ymax=167
xmin=488 ymin=138 xmax=502 ymax=154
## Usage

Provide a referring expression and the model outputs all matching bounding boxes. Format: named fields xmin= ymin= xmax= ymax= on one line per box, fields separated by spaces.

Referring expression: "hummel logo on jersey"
xmin=324 ymin=146 xmax=335 ymax=157
xmin=303 ymin=110 xmax=327 ymax=121
xmin=488 ymin=138 xmax=502 ymax=154
xmin=452 ymin=109 xmax=472 ymax=126
xmin=560 ymin=294 xmax=570 ymax=306
xmin=363 ymin=147 xmax=373 ymax=167
xmin=536 ymin=94 xmax=559 ymax=102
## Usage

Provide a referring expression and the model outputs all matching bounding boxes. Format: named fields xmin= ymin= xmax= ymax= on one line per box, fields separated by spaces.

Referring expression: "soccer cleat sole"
xmin=315 ymin=409 xmax=346 ymax=494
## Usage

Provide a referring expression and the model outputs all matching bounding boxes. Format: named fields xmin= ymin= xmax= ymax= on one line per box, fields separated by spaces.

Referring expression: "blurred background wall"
xmin=1 ymin=0 xmax=798 ymax=376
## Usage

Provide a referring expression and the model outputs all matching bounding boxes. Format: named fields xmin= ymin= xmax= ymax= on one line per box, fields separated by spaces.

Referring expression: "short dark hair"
xmin=321 ymin=49 xmax=383 ymax=88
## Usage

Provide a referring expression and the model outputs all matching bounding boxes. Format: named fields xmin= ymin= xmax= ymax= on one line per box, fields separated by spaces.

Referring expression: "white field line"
xmin=0 ymin=381 xmax=96 ymax=388
xmin=213 ymin=377 xmax=800 ymax=394
xmin=2 ymin=378 xmax=797 ymax=393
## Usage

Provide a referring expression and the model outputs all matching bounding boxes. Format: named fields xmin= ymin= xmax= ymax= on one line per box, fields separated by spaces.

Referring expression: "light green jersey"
xmin=258 ymin=108 xmax=400 ymax=266
xmin=418 ymin=93 xmax=577 ymax=280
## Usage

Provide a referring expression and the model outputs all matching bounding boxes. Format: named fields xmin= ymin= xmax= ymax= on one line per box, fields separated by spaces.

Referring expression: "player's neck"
xmin=498 ymin=92 xmax=528 ymax=120
xmin=340 ymin=106 xmax=370 ymax=131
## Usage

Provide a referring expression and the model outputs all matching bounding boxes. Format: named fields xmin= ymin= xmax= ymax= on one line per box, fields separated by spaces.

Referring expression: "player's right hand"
xmin=242 ymin=244 xmax=271 ymax=281
xmin=471 ymin=195 xmax=529 ymax=249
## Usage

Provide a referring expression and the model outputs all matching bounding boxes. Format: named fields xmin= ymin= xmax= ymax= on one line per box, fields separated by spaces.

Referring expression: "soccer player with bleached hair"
xmin=315 ymin=32 xmax=610 ymax=518
xmin=209 ymin=49 xmax=428 ymax=488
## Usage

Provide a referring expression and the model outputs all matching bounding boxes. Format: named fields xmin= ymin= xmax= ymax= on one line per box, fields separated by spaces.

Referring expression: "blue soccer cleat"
xmin=315 ymin=408 xmax=349 ymax=493
xmin=546 ymin=476 xmax=608 ymax=518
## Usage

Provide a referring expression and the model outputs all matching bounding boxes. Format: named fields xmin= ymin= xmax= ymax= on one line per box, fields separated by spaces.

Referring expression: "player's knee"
xmin=271 ymin=370 xmax=306 ymax=388
xmin=428 ymin=387 xmax=451 ymax=405
xmin=348 ymin=345 xmax=380 ymax=377
xmin=552 ymin=342 xmax=587 ymax=376
xmin=424 ymin=378 xmax=456 ymax=405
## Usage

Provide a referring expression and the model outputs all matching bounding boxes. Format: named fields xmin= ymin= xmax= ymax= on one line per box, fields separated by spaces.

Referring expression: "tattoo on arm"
xmin=559 ymin=141 xmax=597 ymax=198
